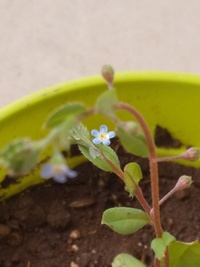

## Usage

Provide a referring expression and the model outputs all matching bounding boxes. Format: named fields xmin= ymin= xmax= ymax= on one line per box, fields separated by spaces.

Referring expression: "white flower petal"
xmin=91 ymin=129 xmax=99 ymax=137
xmin=102 ymin=139 xmax=111 ymax=146
xmin=54 ymin=173 xmax=67 ymax=183
xmin=108 ymin=131 xmax=115 ymax=139
xmin=100 ymin=125 xmax=108 ymax=134
xmin=40 ymin=164 xmax=53 ymax=179
xmin=92 ymin=137 xmax=101 ymax=145
xmin=66 ymin=169 xmax=78 ymax=178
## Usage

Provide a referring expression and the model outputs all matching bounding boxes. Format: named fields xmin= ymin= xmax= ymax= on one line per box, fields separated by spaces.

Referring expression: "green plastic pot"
xmin=0 ymin=71 xmax=200 ymax=199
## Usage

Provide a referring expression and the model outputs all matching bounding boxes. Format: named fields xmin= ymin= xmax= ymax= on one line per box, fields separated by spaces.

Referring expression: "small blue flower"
xmin=91 ymin=125 xmax=115 ymax=146
xmin=40 ymin=163 xmax=77 ymax=183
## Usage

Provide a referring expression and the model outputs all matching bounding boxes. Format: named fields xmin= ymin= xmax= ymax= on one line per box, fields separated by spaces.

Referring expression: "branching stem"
xmin=115 ymin=101 xmax=172 ymax=267
xmin=116 ymin=102 xmax=163 ymax=238
xmin=159 ymin=187 xmax=178 ymax=206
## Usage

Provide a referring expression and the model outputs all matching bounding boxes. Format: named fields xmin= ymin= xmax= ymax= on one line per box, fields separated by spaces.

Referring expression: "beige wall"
xmin=0 ymin=0 xmax=200 ymax=107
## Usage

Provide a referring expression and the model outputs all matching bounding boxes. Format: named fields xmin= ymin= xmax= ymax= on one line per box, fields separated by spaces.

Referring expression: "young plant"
xmin=0 ymin=65 xmax=200 ymax=266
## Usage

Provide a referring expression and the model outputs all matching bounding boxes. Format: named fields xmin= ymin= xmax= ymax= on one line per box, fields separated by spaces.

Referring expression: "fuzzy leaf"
xmin=151 ymin=232 xmax=176 ymax=260
xmin=44 ymin=102 xmax=86 ymax=129
xmin=79 ymin=144 xmax=120 ymax=172
xmin=102 ymin=207 xmax=150 ymax=235
xmin=169 ymin=240 xmax=200 ymax=267
xmin=0 ymin=138 xmax=42 ymax=176
xmin=89 ymin=147 xmax=100 ymax=159
xmin=112 ymin=253 xmax=146 ymax=267
xmin=117 ymin=126 xmax=149 ymax=157
xmin=70 ymin=122 xmax=91 ymax=147
xmin=124 ymin=162 xmax=143 ymax=197
xmin=95 ymin=89 xmax=118 ymax=117
xmin=49 ymin=116 xmax=79 ymax=149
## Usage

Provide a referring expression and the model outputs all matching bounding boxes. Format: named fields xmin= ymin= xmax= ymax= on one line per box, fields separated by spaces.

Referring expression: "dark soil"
xmin=0 ymin=137 xmax=200 ymax=267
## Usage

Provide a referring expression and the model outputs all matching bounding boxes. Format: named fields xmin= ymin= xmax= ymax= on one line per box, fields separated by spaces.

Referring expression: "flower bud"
xmin=121 ymin=121 xmax=143 ymax=136
xmin=101 ymin=65 xmax=114 ymax=86
xmin=175 ymin=175 xmax=193 ymax=191
xmin=181 ymin=147 xmax=200 ymax=161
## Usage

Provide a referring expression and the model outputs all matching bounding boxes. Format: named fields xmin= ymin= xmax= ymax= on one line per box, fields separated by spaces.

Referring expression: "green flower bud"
xmin=175 ymin=175 xmax=193 ymax=191
xmin=101 ymin=65 xmax=114 ymax=86
xmin=121 ymin=121 xmax=143 ymax=136
xmin=181 ymin=147 xmax=200 ymax=161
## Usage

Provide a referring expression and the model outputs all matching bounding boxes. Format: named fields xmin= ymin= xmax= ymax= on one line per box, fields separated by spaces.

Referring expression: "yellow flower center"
xmin=100 ymin=133 xmax=108 ymax=140
xmin=53 ymin=164 xmax=64 ymax=173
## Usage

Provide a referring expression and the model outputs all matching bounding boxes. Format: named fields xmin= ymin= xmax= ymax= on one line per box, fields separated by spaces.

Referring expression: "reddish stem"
xmin=154 ymin=257 xmax=161 ymax=267
xmin=100 ymin=145 xmax=124 ymax=180
xmin=116 ymin=102 xmax=163 ymax=238
xmin=164 ymin=248 xmax=170 ymax=267
xmin=100 ymin=144 xmax=151 ymax=215
xmin=156 ymin=155 xmax=182 ymax=162
xmin=135 ymin=186 xmax=151 ymax=215
xmin=159 ymin=187 xmax=178 ymax=206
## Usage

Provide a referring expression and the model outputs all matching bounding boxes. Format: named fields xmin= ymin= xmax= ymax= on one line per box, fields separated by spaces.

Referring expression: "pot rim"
xmin=1 ymin=71 xmax=200 ymax=121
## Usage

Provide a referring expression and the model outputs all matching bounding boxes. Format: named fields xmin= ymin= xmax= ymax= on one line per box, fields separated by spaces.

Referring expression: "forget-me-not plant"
xmin=0 ymin=65 xmax=200 ymax=267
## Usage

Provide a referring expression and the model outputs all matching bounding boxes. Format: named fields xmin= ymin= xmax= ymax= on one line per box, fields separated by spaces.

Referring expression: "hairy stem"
xmin=159 ymin=187 xmax=178 ymax=206
xmin=156 ymin=155 xmax=182 ymax=162
xmin=135 ymin=186 xmax=151 ymax=215
xmin=116 ymin=102 xmax=163 ymax=238
xmin=164 ymin=248 xmax=170 ymax=267
xmin=154 ymin=258 xmax=161 ymax=267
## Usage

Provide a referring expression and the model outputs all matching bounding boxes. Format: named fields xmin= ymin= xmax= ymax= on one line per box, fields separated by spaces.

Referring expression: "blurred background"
xmin=0 ymin=0 xmax=200 ymax=107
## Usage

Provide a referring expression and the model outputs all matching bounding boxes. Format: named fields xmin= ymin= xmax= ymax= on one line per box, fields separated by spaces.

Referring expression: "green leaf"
xmin=95 ymin=89 xmax=118 ymax=118
xmin=70 ymin=122 xmax=91 ymax=143
xmin=169 ymin=240 xmax=200 ymax=267
xmin=102 ymin=207 xmax=150 ymax=235
xmin=0 ymin=138 xmax=42 ymax=176
xmin=151 ymin=232 xmax=176 ymax=260
xmin=79 ymin=144 xmax=120 ymax=172
xmin=44 ymin=102 xmax=86 ymax=129
xmin=112 ymin=253 xmax=146 ymax=267
xmin=117 ymin=126 xmax=149 ymax=157
xmin=50 ymin=116 xmax=78 ymax=149
xmin=124 ymin=162 xmax=143 ymax=197
xmin=89 ymin=147 xmax=100 ymax=159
